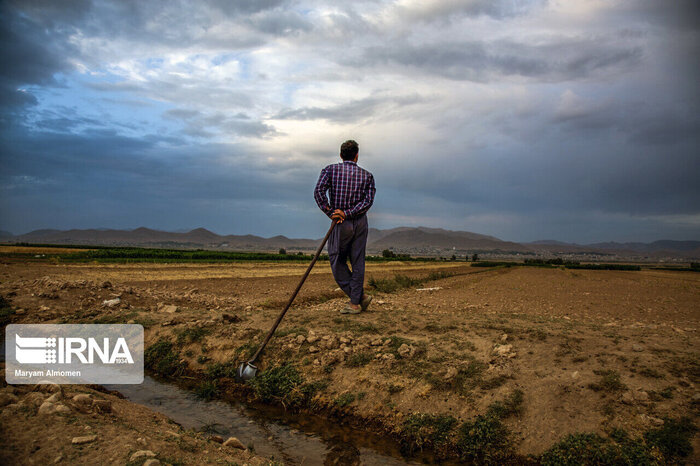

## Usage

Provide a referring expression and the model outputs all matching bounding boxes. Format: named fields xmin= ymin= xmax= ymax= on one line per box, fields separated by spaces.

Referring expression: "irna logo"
xmin=14 ymin=334 xmax=134 ymax=364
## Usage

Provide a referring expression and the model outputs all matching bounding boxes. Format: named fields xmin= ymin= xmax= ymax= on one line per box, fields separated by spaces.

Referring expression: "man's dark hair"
xmin=340 ymin=140 xmax=359 ymax=161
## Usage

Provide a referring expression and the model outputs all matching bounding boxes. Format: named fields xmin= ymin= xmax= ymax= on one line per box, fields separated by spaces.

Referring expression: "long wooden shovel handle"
xmin=248 ymin=220 xmax=337 ymax=364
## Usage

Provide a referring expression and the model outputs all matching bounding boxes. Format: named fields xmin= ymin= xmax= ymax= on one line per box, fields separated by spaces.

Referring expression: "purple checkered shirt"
xmin=314 ymin=161 xmax=376 ymax=219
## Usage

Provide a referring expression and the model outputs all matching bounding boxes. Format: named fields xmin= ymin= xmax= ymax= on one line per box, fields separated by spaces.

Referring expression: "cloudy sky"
xmin=1 ymin=0 xmax=698 ymax=243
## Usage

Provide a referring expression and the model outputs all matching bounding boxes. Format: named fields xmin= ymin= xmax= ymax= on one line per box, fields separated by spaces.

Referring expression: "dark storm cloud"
xmin=355 ymin=37 xmax=643 ymax=82
xmin=273 ymin=94 xmax=424 ymax=123
xmin=0 ymin=2 xmax=84 ymax=109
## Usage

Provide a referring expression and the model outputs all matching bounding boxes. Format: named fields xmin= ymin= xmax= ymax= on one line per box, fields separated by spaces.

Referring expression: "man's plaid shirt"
xmin=314 ymin=161 xmax=376 ymax=219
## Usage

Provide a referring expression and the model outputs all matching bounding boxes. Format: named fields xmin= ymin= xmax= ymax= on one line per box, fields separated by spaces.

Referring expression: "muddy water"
xmin=107 ymin=376 xmax=423 ymax=465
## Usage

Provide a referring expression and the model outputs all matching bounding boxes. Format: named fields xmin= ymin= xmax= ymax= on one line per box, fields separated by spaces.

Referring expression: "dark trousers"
xmin=328 ymin=214 xmax=368 ymax=304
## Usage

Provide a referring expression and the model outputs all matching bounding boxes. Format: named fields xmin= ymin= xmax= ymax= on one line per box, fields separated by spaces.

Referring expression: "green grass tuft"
xmin=346 ymin=351 xmax=374 ymax=367
xmin=588 ymin=369 xmax=625 ymax=392
xmin=195 ymin=380 xmax=219 ymax=400
xmin=249 ymin=364 xmax=303 ymax=405
xmin=401 ymin=413 xmax=458 ymax=454
xmin=144 ymin=339 xmax=186 ymax=376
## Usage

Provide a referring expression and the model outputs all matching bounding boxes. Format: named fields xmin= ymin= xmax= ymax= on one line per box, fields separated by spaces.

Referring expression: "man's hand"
xmin=331 ymin=209 xmax=346 ymax=223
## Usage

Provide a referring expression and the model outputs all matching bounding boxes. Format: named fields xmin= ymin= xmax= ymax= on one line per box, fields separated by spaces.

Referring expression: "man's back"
xmin=314 ymin=160 xmax=375 ymax=219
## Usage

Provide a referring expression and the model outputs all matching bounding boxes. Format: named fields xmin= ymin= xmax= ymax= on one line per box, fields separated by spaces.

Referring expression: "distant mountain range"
xmin=3 ymin=226 xmax=699 ymax=259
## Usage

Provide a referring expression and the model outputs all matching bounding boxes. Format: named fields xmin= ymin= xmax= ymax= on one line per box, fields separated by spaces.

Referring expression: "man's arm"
xmin=344 ymin=173 xmax=376 ymax=219
xmin=313 ymin=167 xmax=333 ymax=218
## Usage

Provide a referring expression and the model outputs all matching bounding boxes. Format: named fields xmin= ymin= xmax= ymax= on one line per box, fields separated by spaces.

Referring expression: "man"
xmin=314 ymin=140 xmax=376 ymax=314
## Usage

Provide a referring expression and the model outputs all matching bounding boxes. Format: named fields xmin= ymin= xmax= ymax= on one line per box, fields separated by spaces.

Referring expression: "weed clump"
xmin=346 ymin=351 xmax=374 ymax=367
xmin=540 ymin=432 xmax=654 ymax=465
xmin=205 ymin=361 xmax=239 ymax=380
xmin=455 ymin=390 xmax=524 ymax=464
xmin=195 ymin=380 xmax=219 ymax=400
xmin=334 ymin=393 xmax=356 ymax=408
xmin=644 ymin=417 xmax=697 ymax=462
xmin=249 ymin=364 xmax=303 ymax=406
xmin=401 ymin=413 xmax=458 ymax=455
xmin=457 ymin=413 xmax=512 ymax=464
xmin=144 ymin=339 xmax=186 ymax=376
xmin=588 ymin=369 xmax=625 ymax=392
xmin=541 ymin=418 xmax=697 ymax=465
xmin=176 ymin=327 xmax=210 ymax=344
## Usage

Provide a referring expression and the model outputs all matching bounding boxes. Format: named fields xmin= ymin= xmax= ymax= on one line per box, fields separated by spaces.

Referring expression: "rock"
xmin=223 ymin=437 xmax=246 ymax=450
xmin=72 ymin=434 xmax=97 ymax=445
xmin=307 ymin=335 xmax=319 ymax=344
xmin=72 ymin=394 xmax=93 ymax=411
xmin=38 ymin=401 xmax=56 ymax=415
xmin=308 ymin=346 xmax=319 ymax=353
xmin=382 ymin=353 xmax=396 ymax=360
xmin=159 ymin=304 xmax=178 ymax=313
xmin=633 ymin=390 xmax=649 ymax=402
xmin=93 ymin=399 xmax=112 ymax=413
xmin=692 ymin=392 xmax=700 ymax=402
xmin=47 ymin=392 xmax=62 ymax=403
xmin=101 ymin=281 xmax=112 ymax=289
xmin=130 ymin=450 xmax=157 ymax=461
xmin=313 ymin=358 xmax=321 ymax=366
xmin=15 ymin=309 xmax=26 ymax=315
xmin=0 ymin=393 xmax=18 ymax=407
xmin=102 ymin=298 xmax=121 ymax=307
xmin=443 ymin=367 xmax=458 ymax=381
xmin=54 ymin=404 xmax=71 ymax=414
xmin=296 ymin=335 xmax=306 ymax=344
xmin=210 ymin=435 xmax=224 ymax=443
xmin=500 ymin=333 xmax=508 ymax=343
xmin=571 ymin=371 xmax=580 ymax=380
xmin=339 ymin=337 xmax=351 ymax=344
xmin=631 ymin=344 xmax=644 ymax=352
xmin=493 ymin=344 xmax=514 ymax=357
xmin=342 ymin=346 xmax=352 ymax=354
xmin=143 ymin=460 xmax=161 ymax=466
xmin=370 ymin=339 xmax=383 ymax=346
xmin=621 ymin=391 xmax=635 ymax=405
xmin=53 ymin=454 xmax=63 ymax=463
xmin=397 ymin=344 xmax=413 ymax=358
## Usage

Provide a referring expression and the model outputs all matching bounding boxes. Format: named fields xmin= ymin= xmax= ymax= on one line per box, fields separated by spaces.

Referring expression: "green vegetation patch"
xmin=144 ymin=339 xmax=186 ymax=376
xmin=565 ymin=263 xmax=641 ymax=271
xmin=334 ymin=393 xmax=356 ymax=408
xmin=541 ymin=419 xmax=697 ymax=466
xmin=401 ymin=413 xmax=458 ymax=454
xmin=248 ymin=363 xmax=304 ymax=407
xmin=588 ymin=369 xmax=626 ymax=392
xmin=176 ymin=326 xmax=210 ymax=344
xmin=346 ymin=351 xmax=374 ymax=367
xmin=195 ymin=380 xmax=219 ymax=400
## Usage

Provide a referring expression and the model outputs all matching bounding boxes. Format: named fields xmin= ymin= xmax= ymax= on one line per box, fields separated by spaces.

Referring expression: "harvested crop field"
xmin=1 ymin=256 xmax=699 ymax=464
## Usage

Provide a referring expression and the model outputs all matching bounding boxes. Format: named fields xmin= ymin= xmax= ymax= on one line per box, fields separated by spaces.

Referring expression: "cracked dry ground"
xmin=1 ymin=259 xmax=699 ymax=463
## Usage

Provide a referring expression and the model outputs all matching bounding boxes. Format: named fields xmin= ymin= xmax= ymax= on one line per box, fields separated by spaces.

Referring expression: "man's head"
xmin=340 ymin=140 xmax=359 ymax=161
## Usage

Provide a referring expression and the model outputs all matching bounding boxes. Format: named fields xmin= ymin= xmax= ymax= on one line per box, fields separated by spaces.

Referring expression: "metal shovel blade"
xmin=236 ymin=361 xmax=258 ymax=381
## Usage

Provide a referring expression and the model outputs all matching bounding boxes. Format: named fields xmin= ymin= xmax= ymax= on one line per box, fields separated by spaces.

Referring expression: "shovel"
xmin=236 ymin=220 xmax=338 ymax=381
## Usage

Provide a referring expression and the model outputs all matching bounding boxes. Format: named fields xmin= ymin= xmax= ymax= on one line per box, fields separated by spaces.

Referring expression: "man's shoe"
xmin=340 ymin=303 xmax=361 ymax=314
xmin=360 ymin=294 xmax=372 ymax=311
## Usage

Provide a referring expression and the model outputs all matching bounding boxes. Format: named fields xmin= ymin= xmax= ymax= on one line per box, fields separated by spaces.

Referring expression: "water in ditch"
xmin=107 ymin=376 xmax=428 ymax=465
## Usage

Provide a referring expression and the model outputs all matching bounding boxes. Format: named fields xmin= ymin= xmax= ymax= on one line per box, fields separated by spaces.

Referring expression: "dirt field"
xmin=1 ymin=258 xmax=699 ymax=464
